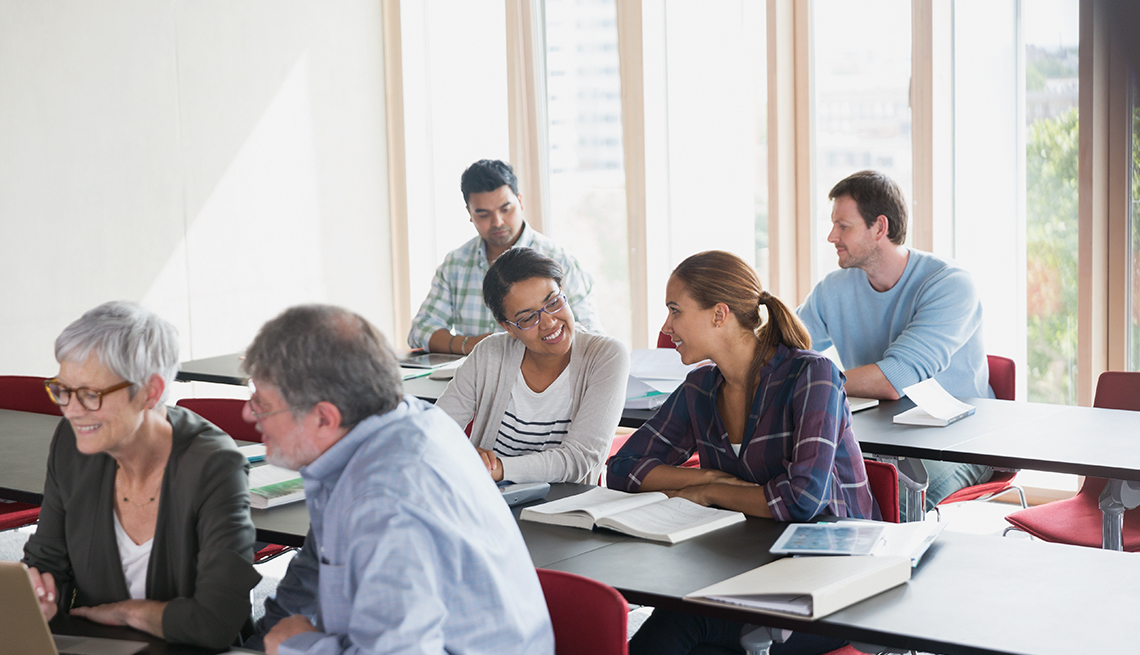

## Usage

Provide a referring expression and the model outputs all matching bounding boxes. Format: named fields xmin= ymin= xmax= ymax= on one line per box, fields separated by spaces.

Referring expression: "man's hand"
xmin=264 ymin=615 xmax=318 ymax=655
xmin=26 ymin=567 xmax=57 ymax=621
xmin=427 ymin=330 xmax=493 ymax=355
xmin=476 ymin=447 xmax=505 ymax=482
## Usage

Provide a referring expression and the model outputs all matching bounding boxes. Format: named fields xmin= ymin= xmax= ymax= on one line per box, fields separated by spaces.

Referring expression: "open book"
xmin=686 ymin=555 xmax=911 ymax=620
xmin=520 ymin=486 xmax=745 ymax=544
xmin=894 ymin=378 xmax=976 ymax=427
xmin=249 ymin=464 xmax=305 ymax=509
xmin=770 ymin=520 xmax=946 ymax=567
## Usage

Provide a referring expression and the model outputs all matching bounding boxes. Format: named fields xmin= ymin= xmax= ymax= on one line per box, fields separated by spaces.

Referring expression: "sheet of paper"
xmin=249 ymin=464 xmax=301 ymax=488
xmin=400 ymin=366 xmax=432 ymax=380
xmin=604 ymin=497 xmax=735 ymax=536
xmin=521 ymin=486 xmax=664 ymax=521
xmin=626 ymin=349 xmax=700 ymax=402
xmin=902 ymin=378 xmax=974 ymax=421
xmin=628 ymin=348 xmax=698 ymax=381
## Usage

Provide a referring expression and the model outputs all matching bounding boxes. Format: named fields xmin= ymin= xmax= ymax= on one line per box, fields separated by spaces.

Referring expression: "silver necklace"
xmin=116 ymin=466 xmax=160 ymax=508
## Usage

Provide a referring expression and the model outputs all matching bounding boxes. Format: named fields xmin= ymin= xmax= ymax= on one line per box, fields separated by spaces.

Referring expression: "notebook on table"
xmin=847 ymin=396 xmax=879 ymax=413
xmin=0 ymin=561 xmax=148 ymax=655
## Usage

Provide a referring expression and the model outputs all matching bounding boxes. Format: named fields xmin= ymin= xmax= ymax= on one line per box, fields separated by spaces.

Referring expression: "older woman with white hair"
xmin=22 ymin=301 xmax=260 ymax=649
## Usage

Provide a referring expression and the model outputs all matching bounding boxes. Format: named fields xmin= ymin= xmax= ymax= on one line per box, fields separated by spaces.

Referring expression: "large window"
xmin=1023 ymin=2 xmax=1080 ymax=403
xmin=1130 ymin=78 xmax=1140 ymax=369
xmin=635 ymin=0 xmax=768 ymax=344
xmin=401 ymin=0 xmax=511 ymax=347
xmin=811 ymin=0 xmax=912 ymax=283
xmin=543 ymin=0 xmax=631 ymax=344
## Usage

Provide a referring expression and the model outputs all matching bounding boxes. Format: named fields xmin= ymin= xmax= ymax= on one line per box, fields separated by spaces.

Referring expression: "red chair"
xmin=0 ymin=375 xmax=63 ymax=416
xmin=0 ymin=501 xmax=41 ymax=532
xmin=176 ymin=398 xmax=262 ymax=443
xmin=1004 ymin=371 xmax=1140 ymax=550
xmin=536 ymin=568 xmax=628 ymax=655
xmin=863 ymin=459 xmax=900 ymax=524
xmin=932 ymin=355 xmax=1027 ymax=511
xmin=176 ymin=398 xmax=293 ymax=562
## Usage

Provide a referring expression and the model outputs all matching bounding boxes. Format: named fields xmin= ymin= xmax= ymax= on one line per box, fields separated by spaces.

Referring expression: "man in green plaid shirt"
xmin=408 ymin=160 xmax=600 ymax=353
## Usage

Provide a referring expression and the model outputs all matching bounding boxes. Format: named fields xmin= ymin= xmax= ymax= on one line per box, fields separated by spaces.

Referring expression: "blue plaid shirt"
xmin=407 ymin=222 xmax=600 ymax=348
xmin=255 ymin=396 xmax=554 ymax=655
xmin=607 ymin=345 xmax=879 ymax=522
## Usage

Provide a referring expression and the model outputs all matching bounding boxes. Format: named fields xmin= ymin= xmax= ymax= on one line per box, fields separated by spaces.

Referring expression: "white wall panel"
xmin=0 ymin=0 xmax=391 ymax=381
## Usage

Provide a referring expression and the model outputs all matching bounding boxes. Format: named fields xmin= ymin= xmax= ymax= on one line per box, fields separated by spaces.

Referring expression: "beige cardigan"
xmin=435 ymin=329 xmax=630 ymax=484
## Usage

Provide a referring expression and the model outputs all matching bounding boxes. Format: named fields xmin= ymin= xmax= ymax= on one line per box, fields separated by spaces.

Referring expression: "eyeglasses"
xmin=505 ymin=292 xmax=568 ymax=331
xmin=44 ymin=378 xmax=133 ymax=411
xmin=246 ymin=379 xmax=290 ymax=421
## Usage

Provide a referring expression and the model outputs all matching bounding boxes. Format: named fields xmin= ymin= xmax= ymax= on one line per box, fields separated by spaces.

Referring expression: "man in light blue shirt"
xmin=408 ymin=159 xmax=600 ymax=353
xmin=242 ymin=304 xmax=554 ymax=655
xmin=797 ymin=170 xmax=992 ymax=509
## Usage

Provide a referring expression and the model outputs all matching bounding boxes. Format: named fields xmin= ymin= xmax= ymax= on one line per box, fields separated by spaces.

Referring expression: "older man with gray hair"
xmin=243 ymin=304 xmax=553 ymax=655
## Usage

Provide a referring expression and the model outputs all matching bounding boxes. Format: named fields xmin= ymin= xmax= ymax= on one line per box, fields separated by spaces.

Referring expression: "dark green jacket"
xmin=23 ymin=405 xmax=261 ymax=649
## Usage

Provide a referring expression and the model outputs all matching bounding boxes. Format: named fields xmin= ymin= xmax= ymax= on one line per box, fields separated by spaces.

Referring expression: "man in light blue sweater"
xmin=796 ymin=170 xmax=992 ymax=510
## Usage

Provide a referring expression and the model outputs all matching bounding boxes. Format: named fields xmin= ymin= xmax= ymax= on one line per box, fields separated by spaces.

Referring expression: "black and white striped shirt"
xmin=494 ymin=369 xmax=574 ymax=458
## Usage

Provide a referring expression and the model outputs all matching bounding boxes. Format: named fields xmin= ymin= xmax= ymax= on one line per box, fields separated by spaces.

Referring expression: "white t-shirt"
xmin=113 ymin=511 xmax=154 ymax=600
xmin=496 ymin=368 xmax=574 ymax=460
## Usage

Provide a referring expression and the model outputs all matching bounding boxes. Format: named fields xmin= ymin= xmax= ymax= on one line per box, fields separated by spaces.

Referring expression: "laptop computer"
xmin=0 ymin=561 xmax=148 ymax=655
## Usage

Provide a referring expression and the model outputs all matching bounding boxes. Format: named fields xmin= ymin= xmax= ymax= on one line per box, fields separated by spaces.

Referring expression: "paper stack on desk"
xmin=893 ymin=378 xmax=976 ymax=427
xmin=625 ymin=349 xmax=700 ymax=410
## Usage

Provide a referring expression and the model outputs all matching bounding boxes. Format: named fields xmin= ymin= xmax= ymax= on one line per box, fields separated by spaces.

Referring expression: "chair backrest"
xmin=986 ymin=355 xmax=1016 ymax=401
xmin=656 ymin=331 xmax=676 ymax=349
xmin=0 ymin=376 xmax=63 ymax=416
xmin=1093 ymin=371 xmax=1140 ymax=411
xmin=863 ymin=459 xmax=900 ymax=523
xmin=536 ymin=568 xmax=628 ymax=655
xmin=175 ymin=398 xmax=262 ymax=442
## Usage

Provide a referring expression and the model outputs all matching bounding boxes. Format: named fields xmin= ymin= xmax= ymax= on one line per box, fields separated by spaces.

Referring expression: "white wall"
xmin=0 ymin=1 xmax=392 ymax=388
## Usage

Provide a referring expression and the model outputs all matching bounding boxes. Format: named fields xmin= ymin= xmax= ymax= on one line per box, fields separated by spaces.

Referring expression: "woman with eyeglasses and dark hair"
xmin=22 ymin=301 xmax=260 ymax=650
xmin=607 ymin=251 xmax=877 ymax=655
xmin=436 ymin=247 xmax=629 ymax=485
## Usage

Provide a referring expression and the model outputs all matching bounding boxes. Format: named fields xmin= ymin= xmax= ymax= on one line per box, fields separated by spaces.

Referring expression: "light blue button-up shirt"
xmin=256 ymin=396 xmax=554 ymax=655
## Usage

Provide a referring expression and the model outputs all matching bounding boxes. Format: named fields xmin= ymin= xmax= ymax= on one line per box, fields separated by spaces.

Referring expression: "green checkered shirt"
xmin=407 ymin=222 xmax=600 ymax=348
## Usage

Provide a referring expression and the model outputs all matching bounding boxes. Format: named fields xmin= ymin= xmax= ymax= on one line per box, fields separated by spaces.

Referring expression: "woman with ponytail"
xmin=608 ymin=251 xmax=877 ymax=655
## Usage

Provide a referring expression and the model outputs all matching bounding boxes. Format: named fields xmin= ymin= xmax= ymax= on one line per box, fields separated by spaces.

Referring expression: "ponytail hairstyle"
xmin=670 ymin=251 xmax=812 ymax=400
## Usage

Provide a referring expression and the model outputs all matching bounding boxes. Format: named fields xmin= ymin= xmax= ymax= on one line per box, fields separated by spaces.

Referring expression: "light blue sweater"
xmin=797 ymin=249 xmax=992 ymax=399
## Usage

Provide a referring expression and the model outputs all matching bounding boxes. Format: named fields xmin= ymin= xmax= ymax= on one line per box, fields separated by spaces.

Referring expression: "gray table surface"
xmin=523 ymin=485 xmax=1140 ymax=655
xmin=852 ymin=397 xmax=1140 ymax=481
xmin=7 ymin=439 xmax=1139 ymax=655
